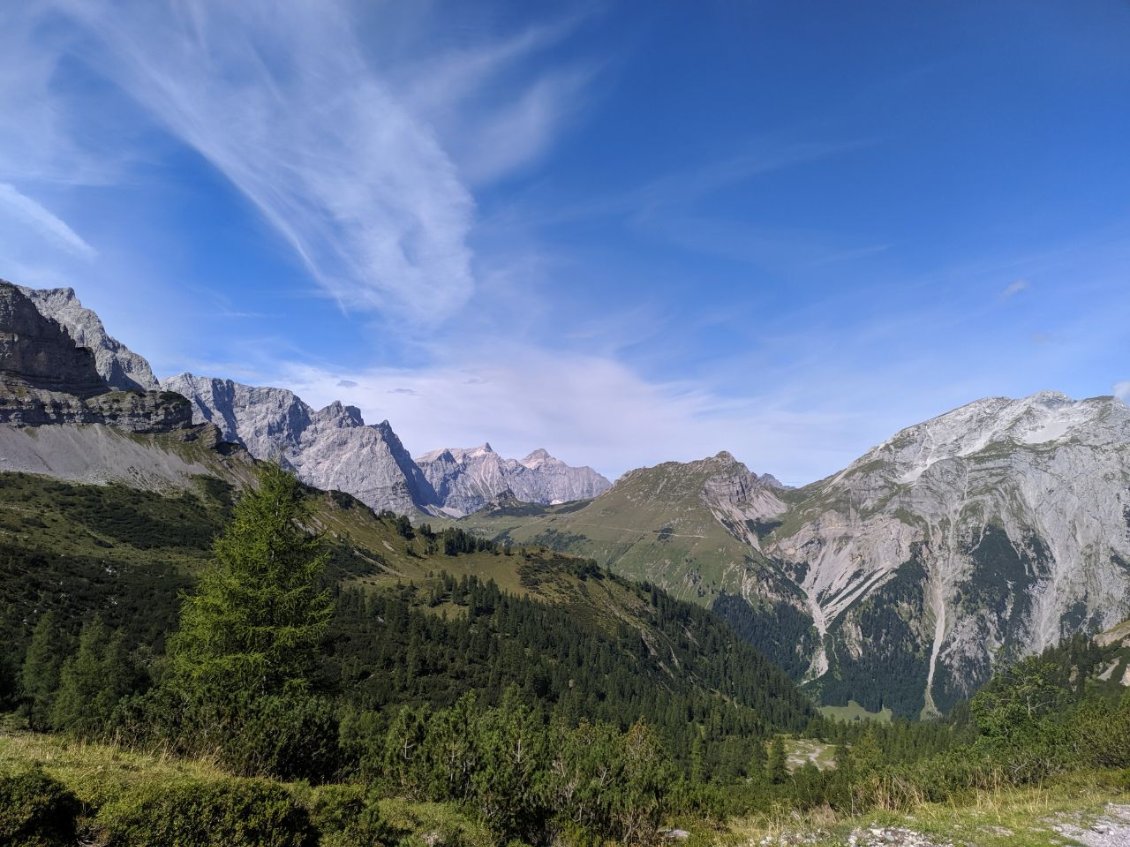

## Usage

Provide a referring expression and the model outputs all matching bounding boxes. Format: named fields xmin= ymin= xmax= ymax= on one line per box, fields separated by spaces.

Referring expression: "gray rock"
xmin=0 ymin=282 xmax=192 ymax=432
xmin=12 ymin=281 xmax=160 ymax=391
xmin=760 ymin=391 xmax=1130 ymax=710
xmin=415 ymin=443 xmax=611 ymax=517
xmin=163 ymin=373 xmax=439 ymax=515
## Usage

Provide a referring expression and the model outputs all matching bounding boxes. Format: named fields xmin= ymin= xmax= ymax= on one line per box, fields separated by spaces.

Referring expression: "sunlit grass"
xmin=721 ymin=773 xmax=1130 ymax=846
xmin=0 ymin=726 xmax=226 ymax=809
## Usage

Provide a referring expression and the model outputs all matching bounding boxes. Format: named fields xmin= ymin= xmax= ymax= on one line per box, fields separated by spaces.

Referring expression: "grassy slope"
xmin=0 ymin=728 xmax=494 ymax=847
xmin=724 ymin=773 xmax=1130 ymax=847
xmin=460 ymin=459 xmax=764 ymax=606
xmin=817 ymin=701 xmax=894 ymax=724
xmin=0 ymin=457 xmax=648 ymax=639
xmin=5 ymin=729 xmax=1127 ymax=847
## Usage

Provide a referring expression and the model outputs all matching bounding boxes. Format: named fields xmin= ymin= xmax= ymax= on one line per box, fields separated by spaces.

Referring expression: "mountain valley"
xmin=3 ymin=277 xmax=1130 ymax=721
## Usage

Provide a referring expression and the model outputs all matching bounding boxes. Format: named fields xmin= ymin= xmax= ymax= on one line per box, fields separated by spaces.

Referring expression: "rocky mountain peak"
xmin=163 ymin=372 xmax=440 ymax=514
xmin=0 ymin=282 xmax=108 ymax=398
xmin=856 ymin=392 xmax=1130 ymax=486
xmin=416 ymin=444 xmax=611 ymax=516
xmin=520 ymin=448 xmax=554 ymax=469
xmin=12 ymin=282 xmax=160 ymax=392
xmin=0 ymin=282 xmax=191 ymax=432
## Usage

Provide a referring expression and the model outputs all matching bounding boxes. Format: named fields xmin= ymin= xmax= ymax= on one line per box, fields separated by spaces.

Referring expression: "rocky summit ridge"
xmin=162 ymin=374 xmax=610 ymax=515
xmin=0 ymin=281 xmax=191 ymax=433
xmin=766 ymin=390 xmax=1130 ymax=714
xmin=3 ymin=279 xmax=609 ymax=517
xmin=415 ymin=442 xmax=611 ymax=517
xmin=12 ymin=282 xmax=159 ymax=392
xmin=162 ymin=373 xmax=437 ymax=516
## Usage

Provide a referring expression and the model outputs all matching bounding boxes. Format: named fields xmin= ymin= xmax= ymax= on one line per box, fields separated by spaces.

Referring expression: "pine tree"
xmin=748 ymin=733 xmax=768 ymax=784
xmin=768 ymin=735 xmax=788 ymax=784
xmin=19 ymin=611 xmax=66 ymax=731
xmin=690 ymin=732 xmax=706 ymax=784
xmin=166 ymin=463 xmax=332 ymax=701
xmin=471 ymin=686 xmax=548 ymax=842
xmin=52 ymin=617 xmax=120 ymax=738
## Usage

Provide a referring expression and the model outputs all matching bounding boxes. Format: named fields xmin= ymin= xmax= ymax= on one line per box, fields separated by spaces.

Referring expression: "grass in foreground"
xmin=0 ymin=727 xmax=492 ymax=847
xmin=722 ymin=772 xmax=1130 ymax=846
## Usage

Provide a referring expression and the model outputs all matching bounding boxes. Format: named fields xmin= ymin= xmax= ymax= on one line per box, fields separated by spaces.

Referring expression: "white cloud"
xmin=399 ymin=13 xmax=594 ymax=185
xmin=1115 ymin=381 xmax=1130 ymax=403
xmin=459 ymin=67 xmax=594 ymax=185
xmin=36 ymin=0 xmax=595 ymax=328
xmin=51 ymin=0 xmax=478 ymax=324
xmin=267 ymin=344 xmax=868 ymax=484
xmin=0 ymin=183 xmax=95 ymax=259
xmin=1001 ymin=278 xmax=1029 ymax=298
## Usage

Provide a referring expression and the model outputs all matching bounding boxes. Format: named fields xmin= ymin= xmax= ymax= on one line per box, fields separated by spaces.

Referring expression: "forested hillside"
xmin=0 ymin=467 xmax=813 ymax=778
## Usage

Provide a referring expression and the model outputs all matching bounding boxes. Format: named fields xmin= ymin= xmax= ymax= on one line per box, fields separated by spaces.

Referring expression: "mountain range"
xmin=467 ymin=392 xmax=1130 ymax=715
xmin=4 ymin=278 xmax=1130 ymax=716
xmin=0 ymin=280 xmax=609 ymax=516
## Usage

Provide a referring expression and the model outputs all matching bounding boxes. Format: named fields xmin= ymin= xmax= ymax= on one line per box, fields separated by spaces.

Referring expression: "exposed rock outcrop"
xmin=764 ymin=392 xmax=1130 ymax=713
xmin=13 ymin=282 xmax=160 ymax=391
xmin=163 ymin=373 xmax=439 ymax=515
xmin=416 ymin=443 xmax=611 ymax=516
xmin=0 ymin=282 xmax=192 ymax=432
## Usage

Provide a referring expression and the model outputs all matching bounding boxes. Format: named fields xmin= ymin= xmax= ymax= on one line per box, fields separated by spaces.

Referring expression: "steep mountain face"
xmin=0 ymin=281 xmax=192 ymax=433
xmin=415 ymin=443 xmax=611 ymax=516
xmin=765 ymin=391 xmax=1130 ymax=715
xmin=12 ymin=282 xmax=160 ymax=392
xmin=467 ymin=393 xmax=1130 ymax=716
xmin=163 ymin=373 xmax=439 ymax=515
xmin=165 ymin=373 xmax=610 ymax=517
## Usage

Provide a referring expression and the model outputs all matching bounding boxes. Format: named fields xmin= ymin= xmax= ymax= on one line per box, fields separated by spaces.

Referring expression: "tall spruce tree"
xmin=19 ymin=611 xmax=67 ymax=731
xmin=768 ymin=735 xmax=788 ymax=784
xmin=166 ymin=463 xmax=332 ymax=701
xmin=52 ymin=617 xmax=133 ymax=738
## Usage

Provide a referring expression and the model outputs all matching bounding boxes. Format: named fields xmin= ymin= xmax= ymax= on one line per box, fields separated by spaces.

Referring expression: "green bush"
xmin=221 ymin=694 xmax=342 ymax=781
xmin=0 ymin=767 xmax=82 ymax=847
xmin=303 ymin=783 xmax=400 ymax=847
xmin=96 ymin=777 xmax=315 ymax=847
xmin=1071 ymin=695 xmax=1130 ymax=770
xmin=145 ymin=691 xmax=343 ymax=782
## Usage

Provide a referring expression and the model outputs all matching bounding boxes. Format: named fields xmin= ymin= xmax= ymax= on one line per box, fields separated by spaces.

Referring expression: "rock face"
xmin=163 ymin=373 xmax=440 ymax=515
xmin=166 ymin=373 xmax=611 ymax=516
xmin=0 ymin=282 xmax=192 ymax=432
xmin=761 ymin=391 xmax=1130 ymax=715
xmin=415 ymin=443 xmax=611 ymax=517
xmin=13 ymin=282 xmax=160 ymax=391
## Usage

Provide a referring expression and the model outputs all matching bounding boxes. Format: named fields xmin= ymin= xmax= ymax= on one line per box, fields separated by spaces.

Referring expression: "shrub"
xmin=1071 ymin=695 xmax=1130 ymax=770
xmin=303 ymin=783 xmax=400 ymax=847
xmin=0 ymin=767 xmax=83 ymax=847
xmin=221 ymin=694 xmax=342 ymax=782
xmin=96 ymin=777 xmax=315 ymax=847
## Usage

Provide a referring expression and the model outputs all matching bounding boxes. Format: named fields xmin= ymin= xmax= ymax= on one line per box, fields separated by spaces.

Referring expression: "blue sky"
xmin=3 ymin=1 xmax=1129 ymax=483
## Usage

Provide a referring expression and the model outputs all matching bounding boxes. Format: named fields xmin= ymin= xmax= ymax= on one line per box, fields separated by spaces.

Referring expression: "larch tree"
xmin=166 ymin=463 xmax=332 ymax=703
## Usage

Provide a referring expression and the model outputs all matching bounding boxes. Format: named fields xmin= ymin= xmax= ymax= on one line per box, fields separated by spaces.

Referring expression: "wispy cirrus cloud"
xmin=0 ymin=183 xmax=95 ymax=259
xmin=486 ymin=137 xmax=874 ymax=230
xmin=55 ymin=0 xmax=475 ymax=325
xmin=398 ymin=12 xmax=596 ymax=185
xmin=1000 ymin=278 xmax=1029 ymax=299
xmin=21 ymin=0 xmax=595 ymax=327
